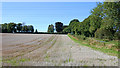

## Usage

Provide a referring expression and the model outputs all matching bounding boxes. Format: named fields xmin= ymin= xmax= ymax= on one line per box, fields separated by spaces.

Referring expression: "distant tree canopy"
xmin=55 ymin=22 xmax=63 ymax=32
xmin=47 ymin=23 xmax=68 ymax=33
xmin=0 ymin=24 xmax=1 ymax=33
xmin=35 ymin=29 xmax=38 ymax=33
xmin=1 ymin=22 xmax=34 ymax=33
xmin=48 ymin=24 xmax=54 ymax=33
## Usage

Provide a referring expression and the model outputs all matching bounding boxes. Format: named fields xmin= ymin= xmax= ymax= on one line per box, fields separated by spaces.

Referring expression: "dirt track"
xmin=2 ymin=33 xmax=118 ymax=66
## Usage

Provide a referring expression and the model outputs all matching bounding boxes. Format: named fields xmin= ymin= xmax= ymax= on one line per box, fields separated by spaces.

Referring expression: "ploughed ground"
xmin=2 ymin=33 xmax=118 ymax=66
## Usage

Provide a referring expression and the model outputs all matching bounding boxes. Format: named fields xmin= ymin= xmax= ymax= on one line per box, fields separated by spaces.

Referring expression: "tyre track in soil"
xmin=2 ymin=34 xmax=57 ymax=66
xmin=3 ymin=36 xmax=47 ymax=60
xmin=20 ymin=35 xmax=58 ymax=66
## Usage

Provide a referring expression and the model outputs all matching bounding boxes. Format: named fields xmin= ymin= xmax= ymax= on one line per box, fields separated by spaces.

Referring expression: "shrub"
xmin=95 ymin=28 xmax=113 ymax=40
xmin=74 ymin=34 xmax=86 ymax=40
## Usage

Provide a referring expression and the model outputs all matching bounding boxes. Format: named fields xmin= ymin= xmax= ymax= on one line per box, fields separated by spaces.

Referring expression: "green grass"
xmin=68 ymin=34 xmax=119 ymax=57
xmin=4 ymin=58 xmax=30 ymax=66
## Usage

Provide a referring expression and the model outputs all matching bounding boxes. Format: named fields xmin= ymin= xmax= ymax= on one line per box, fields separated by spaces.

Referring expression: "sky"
xmin=2 ymin=2 xmax=97 ymax=32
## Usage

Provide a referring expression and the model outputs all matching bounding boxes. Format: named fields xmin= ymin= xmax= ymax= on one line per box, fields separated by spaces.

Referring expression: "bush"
xmin=114 ymin=32 xmax=120 ymax=40
xmin=95 ymin=28 xmax=113 ymax=40
xmin=74 ymin=34 xmax=86 ymax=40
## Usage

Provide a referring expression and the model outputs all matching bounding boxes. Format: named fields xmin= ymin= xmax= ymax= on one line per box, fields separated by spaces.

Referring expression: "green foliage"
xmin=1 ymin=22 xmax=34 ymax=33
xmin=89 ymin=2 xmax=103 ymax=37
xmin=67 ymin=2 xmax=120 ymax=40
xmin=95 ymin=28 xmax=114 ymax=40
xmin=101 ymin=2 xmax=120 ymax=40
xmin=69 ymin=19 xmax=79 ymax=26
xmin=7 ymin=22 xmax=16 ymax=33
xmin=1 ymin=23 xmax=7 ymax=33
xmin=48 ymin=24 xmax=54 ymax=33
xmin=74 ymin=34 xmax=86 ymax=40
xmin=62 ymin=26 xmax=71 ymax=33
xmin=114 ymin=31 xmax=120 ymax=40
xmin=69 ymin=19 xmax=80 ymax=34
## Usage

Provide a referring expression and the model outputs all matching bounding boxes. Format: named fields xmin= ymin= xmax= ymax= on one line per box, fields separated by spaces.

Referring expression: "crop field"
xmin=2 ymin=33 xmax=118 ymax=66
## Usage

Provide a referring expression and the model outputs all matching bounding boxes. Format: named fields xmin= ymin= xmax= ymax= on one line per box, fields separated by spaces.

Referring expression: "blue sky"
xmin=2 ymin=2 xmax=97 ymax=32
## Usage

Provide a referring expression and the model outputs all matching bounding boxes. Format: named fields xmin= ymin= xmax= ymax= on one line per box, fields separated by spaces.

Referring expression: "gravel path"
xmin=2 ymin=34 xmax=118 ymax=66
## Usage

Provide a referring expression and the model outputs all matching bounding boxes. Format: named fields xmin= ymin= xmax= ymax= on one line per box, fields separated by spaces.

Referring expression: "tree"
xmin=35 ymin=29 xmax=38 ymax=33
xmin=62 ymin=26 xmax=71 ymax=33
xmin=71 ymin=22 xmax=80 ymax=35
xmin=98 ymin=2 xmax=120 ymax=40
xmin=69 ymin=19 xmax=80 ymax=33
xmin=30 ymin=25 xmax=34 ymax=33
xmin=93 ymin=2 xmax=120 ymax=40
xmin=89 ymin=2 xmax=103 ymax=37
xmin=55 ymin=22 xmax=63 ymax=32
xmin=7 ymin=22 xmax=16 ymax=33
xmin=63 ymin=25 xmax=68 ymax=30
xmin=69 ymin=19 xmax=79 ymax=26
xmin=95 ymin=28 xmax=113 ymax=40
xmin=1 ymin=23 xmax=7 ymax=33
xmin=24 ymin=25 xmax=28 ymax=32
xmin=17 ymin=23 xmax=22 ymax=32
xmin=48 ymin=24 xmax=54 ymax=33
xmin=27 ymin=25 xmax=34 ymax=33
xmin=22 ymin=26 xmax=25 ymax=32
xmin=81 ymin=17 xmax=91 ymax=37
xmin=0 ymin=24 xmax=2 ymax=33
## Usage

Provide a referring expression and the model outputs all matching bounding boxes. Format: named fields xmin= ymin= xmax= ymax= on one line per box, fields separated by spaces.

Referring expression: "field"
xmin=2 ymin=33 xmax=118 ymax=66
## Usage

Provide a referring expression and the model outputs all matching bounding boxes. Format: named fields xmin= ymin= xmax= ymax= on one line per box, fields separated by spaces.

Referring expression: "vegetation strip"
xmin=68 ymin=34 xmax=119 ymax=58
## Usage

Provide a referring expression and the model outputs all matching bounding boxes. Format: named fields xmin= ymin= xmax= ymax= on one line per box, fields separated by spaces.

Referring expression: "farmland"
xmin=2 ymin=33 xmax=118 ymax=66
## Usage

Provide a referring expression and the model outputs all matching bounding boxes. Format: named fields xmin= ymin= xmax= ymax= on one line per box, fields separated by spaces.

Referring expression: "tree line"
xmin=47 ymin=22 xmax=68 ymax=33
xmin=0 ymin=22 xmax=34 ymax=33
xmin=63 ymin=2 xmax=120 ymax=40
xmin=48 ymin=2 xmax=120 ymax=40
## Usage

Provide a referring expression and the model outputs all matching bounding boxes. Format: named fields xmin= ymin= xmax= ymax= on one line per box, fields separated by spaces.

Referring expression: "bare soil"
xmin=2 ymin=33 xmax=118 ymax=66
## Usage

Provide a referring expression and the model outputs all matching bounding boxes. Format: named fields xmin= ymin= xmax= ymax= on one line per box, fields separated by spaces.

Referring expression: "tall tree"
xmin=95 ymin=2 xmax=120 ymax=40
xmin=48 ymin=24 xmax=54 ymax=33
xmin=89 ymin=2 xmax=103 ymax=37
xmin=69 ymin=19 xmax=80 ymax=34
xmin=55 ymin=22 xmax=63 ymax=32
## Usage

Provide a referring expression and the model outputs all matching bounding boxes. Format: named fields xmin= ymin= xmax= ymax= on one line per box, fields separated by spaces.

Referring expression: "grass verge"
xmin=68 ymin=34 xmax=119 ymax=58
